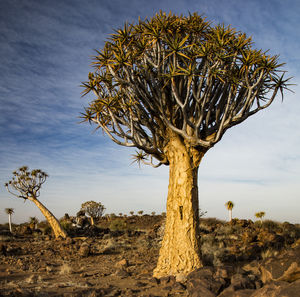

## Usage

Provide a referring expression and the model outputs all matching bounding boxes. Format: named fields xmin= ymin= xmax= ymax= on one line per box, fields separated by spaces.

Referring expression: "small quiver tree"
xmin=29 ymin=216 xmax=39 ymax=230
xmin=81 ymin=200 xmax=105 ymax=225
xmin=225 ymin=201 xmax=234 ymax=222
xmin=5 ymin=166 xmax=67 ymax=239
xmin=5 ymin=208 xmax=14 ymax=233
xmin=255 ymin=211 xmax=266 ymax=223
xmin=81 ymin=12 xmax=291 ymax=277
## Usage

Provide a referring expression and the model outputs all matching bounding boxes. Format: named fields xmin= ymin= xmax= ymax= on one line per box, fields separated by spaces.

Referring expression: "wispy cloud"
xmin=0 ymin=0 xmax=299 ymax=224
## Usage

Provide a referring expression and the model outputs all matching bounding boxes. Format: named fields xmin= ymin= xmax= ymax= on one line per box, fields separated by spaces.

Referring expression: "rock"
xmin=159 ymin=275 xmax=176 ymax=285
xmin=251 ymin=281 xmax=288 ymax=297
xmin=115 ymin=258 xmax=128 ymax=268
xmin=100 ymin=239 xmax=118 ymax=254
xmin=78 ymin=243 xmax=90 ymax=257
xmin=272 ymin=279 xmax=300 ymax=297
xmin=260 ymin=246 xmax=300 ymax=283
xmin=230 ymin=273 xmax=256 ymax=290
xmin=243 ymin=260 xmax=261 ymax=277
xmin=218 ymin=287 xmax=256 ymax=297
xmin=187 ymin=267 xmax=224 ymax=295
xmin=188 ymin=283 xmax=216 ymax=297
xmin=0 ymin=244 xmax=7 ymax=256
xmin=114 ymin=268 xmax=130 ymax=278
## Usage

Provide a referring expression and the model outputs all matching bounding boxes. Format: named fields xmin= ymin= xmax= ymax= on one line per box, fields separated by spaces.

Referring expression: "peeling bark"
xmin=153 ymin=132 xmax=205 ymax=278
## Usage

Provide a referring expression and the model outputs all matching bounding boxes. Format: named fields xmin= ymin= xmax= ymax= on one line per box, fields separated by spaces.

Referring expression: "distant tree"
xmin=255 ymin=211 xmax=266 ymax=223
xmin=129 ymin=211 xmax=134 ymax=216
xmin=81 ymin=12 xmax=291 ymax=277
xmin=5 ymin=208 xmax=14 ymax=233
xmin=76 ymin=210 xmax=86 ymax=217
xmin=225 ymin=201 xmax=234 ymax=222
xmin=137 ymin=210 xmax=144 ymax=216
xmin=151 ymin=211 xmax=156 ymax=216
xmin=5 ymin=166 xmax=67 ymax=238
xmin=118 ymin=212 xmax=123 ymax=217
xmin=29 ymin=216 xmax=39 ymax=230
xmin=81 ymin=201 xmax=105 ymax=225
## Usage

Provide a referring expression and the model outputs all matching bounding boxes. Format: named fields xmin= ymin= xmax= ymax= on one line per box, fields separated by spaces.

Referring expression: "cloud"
xmin=0 ymin=0 xmax=299 ymax=224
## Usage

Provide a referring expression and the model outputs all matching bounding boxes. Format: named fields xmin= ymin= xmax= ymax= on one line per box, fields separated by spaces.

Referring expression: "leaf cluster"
xmin=81 ymin=11 xmax=292 ymax=166
xmin=5 ymin=166 xmax=48 ymax=200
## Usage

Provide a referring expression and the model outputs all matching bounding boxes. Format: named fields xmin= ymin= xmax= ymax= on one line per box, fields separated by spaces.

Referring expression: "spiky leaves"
xmin=81 ymin=12 xmax=291 ymax=164
xmin=225 ymin=201 xmax=234 ymax=210
xmin=5 ymin=166 xmax=48 ymax=201
xmin=255 ymin=211 xmax=266 ymax=220
xmin=5 ymin=208 xmax=14 ymax=215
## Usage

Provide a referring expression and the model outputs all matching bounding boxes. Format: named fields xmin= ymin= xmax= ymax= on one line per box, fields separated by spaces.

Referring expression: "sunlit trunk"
xmin=229 ymin=209 xmax=232 ymax=222
xmin=153 ymin=133 xmax=205 ymax=278
xmin=8 ymin=214 xmax=12 ymax=233
xmin=29 ymin=198 xmax=67 ymax=238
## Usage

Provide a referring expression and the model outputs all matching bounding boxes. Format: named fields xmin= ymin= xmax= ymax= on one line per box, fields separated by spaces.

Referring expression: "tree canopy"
xmin=5 ymin=166 xmax=48 ymax=200
xmin=81 ymin=11 xmax=291 ymax=167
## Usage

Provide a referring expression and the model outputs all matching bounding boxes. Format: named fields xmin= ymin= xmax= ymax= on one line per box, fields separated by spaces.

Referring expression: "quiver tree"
xmin=225 ymin=201 xmax=234 ymax=222
xmin=5 ymin=208 xmax=14 ymax=233
xmin=5 ymin=166 xmax=67 ymax=238
xmin=29 ymin=216 xmax=39 ymax=230
xmin=81 ymin=12 xmax=291 ymax=277
xmin=255 ymin=211 xmax=266 ymax=223
xmin=80 ymin=200 xmax=105 ymax=225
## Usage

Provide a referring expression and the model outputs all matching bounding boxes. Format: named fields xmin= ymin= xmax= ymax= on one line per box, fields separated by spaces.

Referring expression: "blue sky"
xmin=0 ymin=0 xmax=299 ymax=224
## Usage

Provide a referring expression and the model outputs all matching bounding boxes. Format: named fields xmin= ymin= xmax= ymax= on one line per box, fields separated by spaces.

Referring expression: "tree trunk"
xmin=229 ymin=209 xmax=232 ymax=222
xmin=29 ymin=198 xmax=67 ymax=238
xmin=90 ymin=217 xmax=94 ymax=226
xmin=8 ymin=215 xmax=12 ymax=233
xmin=153 ymin=133 xmax=205 ymax=278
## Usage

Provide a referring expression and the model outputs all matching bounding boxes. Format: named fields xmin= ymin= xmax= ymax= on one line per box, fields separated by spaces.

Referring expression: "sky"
xmin=0 ymin=0 xmax=299 ymax=224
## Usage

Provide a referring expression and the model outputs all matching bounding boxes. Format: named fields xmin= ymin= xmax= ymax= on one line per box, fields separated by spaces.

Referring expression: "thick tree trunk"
xmin=153 ymin=133 xmax=205 ymax=278
xmin=29 ymin=198 xmax=67 ymax=238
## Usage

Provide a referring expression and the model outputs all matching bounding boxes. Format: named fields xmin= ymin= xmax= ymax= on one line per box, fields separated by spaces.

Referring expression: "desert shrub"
xmin=262 ymin=220 xmax=281 ymax=231
xmin=109 ymin=219 xmax=127 ymax=231
xmin=261 ymin=248 xmax=279 ymax=260
xmin=38 ymin=221 xmax=52 ymax=235
xmin=60 ymin=221 xmax=73 ymax=234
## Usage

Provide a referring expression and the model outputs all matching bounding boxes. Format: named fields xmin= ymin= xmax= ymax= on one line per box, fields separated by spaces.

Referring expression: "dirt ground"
xmin=0 ymin=216 xmax=188 ymax=297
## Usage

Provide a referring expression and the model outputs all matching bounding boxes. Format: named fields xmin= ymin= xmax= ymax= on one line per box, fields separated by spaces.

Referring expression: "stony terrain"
xmin=1 ymin=215 xmax=300 ymax=296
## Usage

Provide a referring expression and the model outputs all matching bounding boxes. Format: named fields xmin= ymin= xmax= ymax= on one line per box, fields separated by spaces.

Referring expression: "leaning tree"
xmin=81 ymin=12 xmax=291 ymax=277
xmin=5 ymin=166 xmax=67 ymax=238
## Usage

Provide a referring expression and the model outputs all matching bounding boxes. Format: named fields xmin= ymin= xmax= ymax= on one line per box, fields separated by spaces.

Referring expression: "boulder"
xmin=259 ymin=246 xmax=300 ymax=283
xmin=78 ymin=243 xmax=90 ymax=257
xmin=218 ymin=287 xmax=255 ymax=297
xmin=187 ymin=267 xmax=225 ymax=295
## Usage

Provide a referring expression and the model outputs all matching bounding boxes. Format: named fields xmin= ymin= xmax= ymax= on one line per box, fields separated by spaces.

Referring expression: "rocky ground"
xmin=1 ymin=216 xmax=300 ymax=296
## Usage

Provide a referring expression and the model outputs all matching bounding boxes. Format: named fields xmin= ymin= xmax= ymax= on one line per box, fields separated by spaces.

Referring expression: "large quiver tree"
xmin=81 ymin=12 xmax=290 ymax=277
